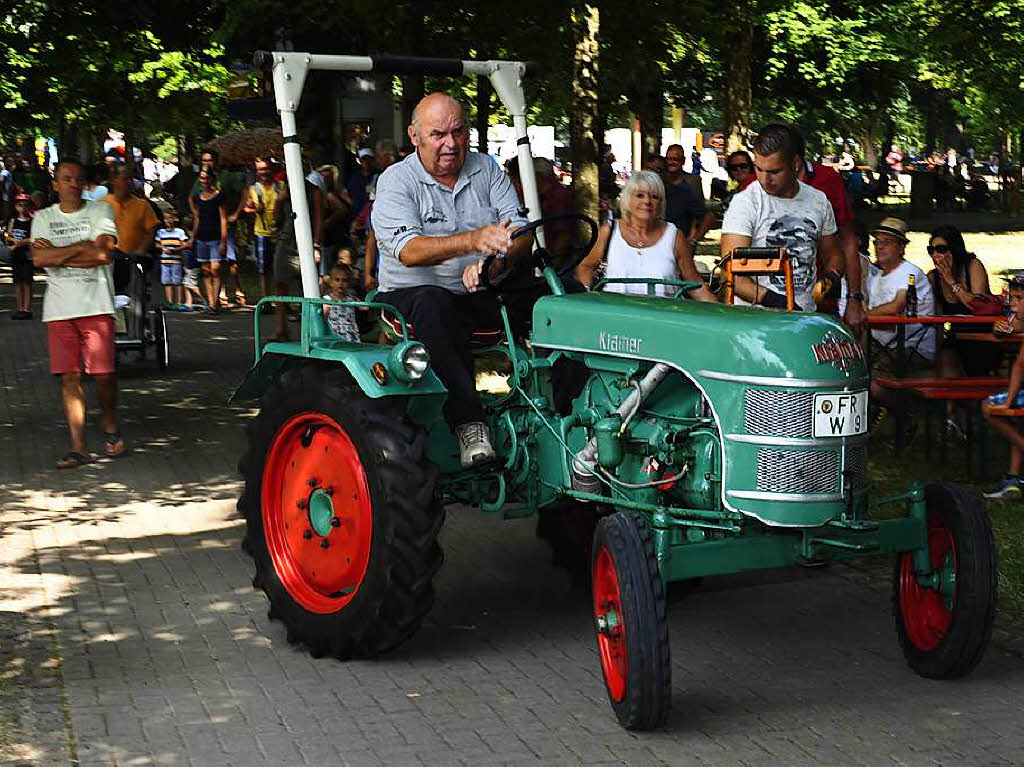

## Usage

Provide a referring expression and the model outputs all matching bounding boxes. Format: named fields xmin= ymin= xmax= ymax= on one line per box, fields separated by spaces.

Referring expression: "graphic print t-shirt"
xmin=32 ymin=201 xmax=119 ymax=322
xmin=721 ymin=180 xmax=837 ymax=311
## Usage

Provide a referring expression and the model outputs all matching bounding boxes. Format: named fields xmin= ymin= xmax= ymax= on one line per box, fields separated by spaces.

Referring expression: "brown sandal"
xmin=104 ymin=432 xmax=127 ymax=458
xmin=56 ymin=451 xmax=92 ymax=469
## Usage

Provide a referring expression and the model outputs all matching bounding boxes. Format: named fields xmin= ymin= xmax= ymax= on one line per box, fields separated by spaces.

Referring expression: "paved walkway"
xmin=2 ymin=286 xmax=1024 ymax=766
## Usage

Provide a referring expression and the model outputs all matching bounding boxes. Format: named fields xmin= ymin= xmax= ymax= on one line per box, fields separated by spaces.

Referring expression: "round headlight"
xmin=401 ymin=343 xmax=430 ymax=380
xmin=387 ymin=341 xmax=431 ymax=383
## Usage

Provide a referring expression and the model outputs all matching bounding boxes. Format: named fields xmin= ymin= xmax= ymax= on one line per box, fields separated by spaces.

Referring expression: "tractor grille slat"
xmin=745 ymin=390 xmax=814 ymax=438
xmin=756 ymin=449 xmax=839 ymax=494
xmin=754 ymin=446 xmax=868 ymax=495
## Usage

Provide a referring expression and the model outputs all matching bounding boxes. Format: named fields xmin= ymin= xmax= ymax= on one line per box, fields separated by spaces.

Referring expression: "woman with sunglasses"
xmin=927 ymin=223 xmax=1001 ymax=377
xmin=720 ymin=151 xmax=755 ymax=215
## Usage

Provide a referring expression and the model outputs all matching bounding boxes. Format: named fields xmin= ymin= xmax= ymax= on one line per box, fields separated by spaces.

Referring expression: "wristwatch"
xmin=850 ymin=291 xmax=865 ymax=303
xmin=951 ymin=283 xmax=963 ymax=294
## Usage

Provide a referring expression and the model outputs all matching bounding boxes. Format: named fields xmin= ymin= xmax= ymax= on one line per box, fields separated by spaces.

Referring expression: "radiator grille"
xmin=745 ymin=390 xmax=814 ymax=438
xmin=756 ymin=449 xmax=839 ymax=494
xmin=843 ymin=445 xmax=868 ymax=491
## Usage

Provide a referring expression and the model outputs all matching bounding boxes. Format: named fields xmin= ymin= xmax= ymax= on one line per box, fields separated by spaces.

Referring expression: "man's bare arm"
xmin=399 ymin=220 xmax=517 ymax=267
xmin=32 ymin=234 xmax=116 ymax=267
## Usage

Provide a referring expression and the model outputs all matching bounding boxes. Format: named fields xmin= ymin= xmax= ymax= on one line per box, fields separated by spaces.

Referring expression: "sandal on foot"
xmin=56 ymin=451 xmax=92 ymax=469
xmin=104 ymin=432 xmax=127 ymax=458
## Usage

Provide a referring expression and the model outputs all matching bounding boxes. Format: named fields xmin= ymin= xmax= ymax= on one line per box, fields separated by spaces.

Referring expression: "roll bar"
xmin=256 ymin=50 xmax=543 ymax=300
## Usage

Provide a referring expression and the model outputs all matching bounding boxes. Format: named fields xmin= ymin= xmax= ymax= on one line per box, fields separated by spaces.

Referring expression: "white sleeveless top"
xmin=604 ymin=221 xmax=679 ymax=296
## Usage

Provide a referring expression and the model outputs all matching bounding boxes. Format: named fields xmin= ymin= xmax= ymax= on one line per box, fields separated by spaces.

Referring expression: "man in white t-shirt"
xmin=31 ymin=159 xmax=124 ymax=469
xmin=866 ymin=216 xmax=935 ymax=366
xmin=721 ymin=123 xmax=845 ymax=312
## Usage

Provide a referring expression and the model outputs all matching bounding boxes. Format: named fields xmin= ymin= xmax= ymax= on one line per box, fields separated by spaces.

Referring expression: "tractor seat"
xmin=379 ymin=313 xmax=504 ymax=348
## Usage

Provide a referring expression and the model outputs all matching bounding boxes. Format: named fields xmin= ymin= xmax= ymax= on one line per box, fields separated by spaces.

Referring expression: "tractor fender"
xmin=229 ymin=347 xmax=447 ymax=403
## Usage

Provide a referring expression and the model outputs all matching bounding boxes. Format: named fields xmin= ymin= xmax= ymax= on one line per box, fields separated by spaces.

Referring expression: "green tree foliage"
xmin=1 ymin=0 xmax=232 ymax=159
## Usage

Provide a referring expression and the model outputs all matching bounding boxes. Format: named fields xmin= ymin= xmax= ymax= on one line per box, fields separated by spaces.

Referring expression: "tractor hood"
xmin=531 ymin=292 xmax=867 ymax=385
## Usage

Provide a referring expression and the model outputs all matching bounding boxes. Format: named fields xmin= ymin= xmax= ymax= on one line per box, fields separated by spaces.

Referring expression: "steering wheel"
xmin=478 ymin=213 xmax=599 ymax=291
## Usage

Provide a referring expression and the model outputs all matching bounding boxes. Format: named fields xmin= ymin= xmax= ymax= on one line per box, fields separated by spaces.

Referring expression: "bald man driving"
xmin=373 ymin=94 xmax=532 ymax=467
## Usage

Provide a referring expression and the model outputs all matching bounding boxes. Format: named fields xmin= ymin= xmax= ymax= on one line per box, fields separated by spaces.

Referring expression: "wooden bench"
xmin=874 ymin=375 xmax=1008 ymax=390
xmin=901 ymin=384 xmax=1007 ymax=478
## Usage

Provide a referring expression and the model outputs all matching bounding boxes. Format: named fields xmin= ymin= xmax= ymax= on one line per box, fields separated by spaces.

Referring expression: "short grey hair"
xmin=410 ymin=94 xmax=466 ymax=139
xmin=618 ymin=170 xmax=666 ymax=222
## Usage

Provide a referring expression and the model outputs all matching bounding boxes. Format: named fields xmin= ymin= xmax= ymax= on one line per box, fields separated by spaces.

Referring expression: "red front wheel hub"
xmin=261 ymin=412 xmax=372 ymax=614
xmin=593 ymin=546 xmax=628 ymax=702
xmin=899 ymin=511 xmax=956 ymax=652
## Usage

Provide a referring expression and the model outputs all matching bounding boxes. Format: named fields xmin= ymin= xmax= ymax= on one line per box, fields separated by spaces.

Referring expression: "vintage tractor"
xmin=234 ymin=51 xmax=997 ymax=730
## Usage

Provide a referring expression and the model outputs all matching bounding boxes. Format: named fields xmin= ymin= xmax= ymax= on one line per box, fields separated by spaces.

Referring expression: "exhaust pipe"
xmin=571 ymin=363 xmax=672 ymax=493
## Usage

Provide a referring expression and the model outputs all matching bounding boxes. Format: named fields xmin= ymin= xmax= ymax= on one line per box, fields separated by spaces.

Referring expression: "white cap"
xmin=358 ymin=148 xmax=374 ymax=158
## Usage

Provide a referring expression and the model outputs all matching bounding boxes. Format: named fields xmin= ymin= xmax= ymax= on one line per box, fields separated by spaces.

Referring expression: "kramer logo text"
xmin=599 ymin=332 xmax=643 ymax=354
xmin=812 ymin=332 xmax=862 ymax=371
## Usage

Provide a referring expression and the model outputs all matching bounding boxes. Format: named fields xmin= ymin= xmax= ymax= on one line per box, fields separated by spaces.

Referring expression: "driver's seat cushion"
xmin=379 ymin=313 xmax=504 ymax=348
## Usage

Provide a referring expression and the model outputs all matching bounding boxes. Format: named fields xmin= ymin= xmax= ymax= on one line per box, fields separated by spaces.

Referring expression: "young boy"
xmin=155 ymin=208 xmax=187 ymax=308
xmin=5 ymin=192 xmax=34 ymax=318
xmin=982 ymin=275 xmax=1024 ymax=498
xmin=321 ymin=262 xmax=361 ymax=343
xmin=179 ymin=213 xmax=204 ymax=311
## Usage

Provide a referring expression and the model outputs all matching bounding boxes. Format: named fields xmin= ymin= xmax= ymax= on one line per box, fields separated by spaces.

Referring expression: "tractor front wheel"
xmin=239 ymin=362 xmax=443 ymax=658
xmin=591 ymin=511 xmax=671 ymax=730
xmin=893 ymin=482 xmax=996 ymax=679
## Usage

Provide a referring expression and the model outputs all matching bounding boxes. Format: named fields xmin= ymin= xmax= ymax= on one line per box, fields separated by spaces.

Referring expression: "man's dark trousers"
xmin=376 ymin=286 xmax=503 ymax=428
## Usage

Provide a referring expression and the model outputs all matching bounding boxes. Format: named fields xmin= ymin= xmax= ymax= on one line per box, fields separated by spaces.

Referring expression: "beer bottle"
xmin=905 ymin=274 xmax=918 ymax=317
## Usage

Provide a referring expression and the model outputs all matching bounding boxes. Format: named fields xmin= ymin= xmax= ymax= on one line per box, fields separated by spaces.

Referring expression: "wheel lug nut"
xmin=330 ymin=517 xmax=341 ymax=528
xmin=303 ymin=530 xmax=312 ymax=540
xmin=320 ymin=539 xmax=330 ymax=549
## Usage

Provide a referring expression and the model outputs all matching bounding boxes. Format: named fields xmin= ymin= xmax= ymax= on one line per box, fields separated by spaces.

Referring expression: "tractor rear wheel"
xmin=238 ymin=362 xmax=443 ymax=658
xmin=893 ymin=482 xmax=996 ymax=679
xmin=592 ymin=511 xmax=671 ymax=730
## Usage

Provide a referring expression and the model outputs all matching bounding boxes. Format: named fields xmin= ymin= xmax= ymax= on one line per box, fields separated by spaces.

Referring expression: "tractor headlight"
xmin=388 ymin=341 xmax=430 ymax=383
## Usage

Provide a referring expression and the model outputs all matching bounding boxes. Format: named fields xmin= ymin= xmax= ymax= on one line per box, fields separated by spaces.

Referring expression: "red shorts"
xmin=47 ymin=315 xmax=116 ymax=375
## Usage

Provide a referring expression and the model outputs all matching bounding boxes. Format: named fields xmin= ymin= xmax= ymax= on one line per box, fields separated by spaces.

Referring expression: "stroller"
xmin=112 ymin=252 xmax=169 ymax=369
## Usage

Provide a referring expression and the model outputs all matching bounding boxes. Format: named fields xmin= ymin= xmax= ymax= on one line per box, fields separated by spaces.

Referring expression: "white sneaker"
xmin=456 ymin=421 xmax=495 ymax=468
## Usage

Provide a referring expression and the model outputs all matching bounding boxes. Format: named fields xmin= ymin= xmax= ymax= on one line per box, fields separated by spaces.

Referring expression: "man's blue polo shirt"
xmin=373 ymin=150 xmax=526 ymax=294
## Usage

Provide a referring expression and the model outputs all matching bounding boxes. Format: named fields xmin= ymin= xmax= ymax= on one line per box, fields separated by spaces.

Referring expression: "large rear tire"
xmin=893 ymin=482 xmax=996 ymax=679
xmin=238 ymin=362 xmax=443 ymax=658
xmin=592 ymin=511 xmax=671 ymax=730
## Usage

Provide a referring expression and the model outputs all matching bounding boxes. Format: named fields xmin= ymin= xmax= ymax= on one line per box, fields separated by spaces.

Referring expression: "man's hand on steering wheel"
xmin=471 ymin=219 xmax=514 ymax=256
xmin=462 ymin=258 xmax=496 ymax=293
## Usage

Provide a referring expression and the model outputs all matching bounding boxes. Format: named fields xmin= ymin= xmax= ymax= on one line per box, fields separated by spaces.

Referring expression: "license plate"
xmin=813 ymin=391 xmax=868 ymax=437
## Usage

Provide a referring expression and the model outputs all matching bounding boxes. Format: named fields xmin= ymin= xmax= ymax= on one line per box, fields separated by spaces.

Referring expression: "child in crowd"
xmin=155 ymin=208 xmax=188 ymax=308
xmin=4 ymin=192 xmax=34 ymax=319
xmin=321 ymin=262 xmax=361 ymax=342
xmin=179 ymin=214 xmax=204 ymax=311
xmin=982 ymin=275 xmax=1024 ymax=498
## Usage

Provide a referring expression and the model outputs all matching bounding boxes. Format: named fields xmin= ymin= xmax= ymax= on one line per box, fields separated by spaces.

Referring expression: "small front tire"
xmin=592 ymin=511 xmax=671 ymax=730
xmin=894 ymin=482 xmax=996 ymax=679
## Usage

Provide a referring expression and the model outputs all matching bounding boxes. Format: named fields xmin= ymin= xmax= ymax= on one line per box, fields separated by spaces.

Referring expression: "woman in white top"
xmin=576 ymin=170 xmax=716 ymax=302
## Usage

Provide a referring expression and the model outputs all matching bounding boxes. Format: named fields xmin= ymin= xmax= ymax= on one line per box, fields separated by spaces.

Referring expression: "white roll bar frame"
xmin=263 ymin=51 xmax=544 ymax=299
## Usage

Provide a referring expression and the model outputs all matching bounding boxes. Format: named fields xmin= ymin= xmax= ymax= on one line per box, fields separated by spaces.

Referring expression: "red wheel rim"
xmin=593 ymin=546 xmax=627 ymax=702
xmin=899 ymin=510 xmax=956 ymax=652
xmin=261 ymin=412 xmax=372 ymax=614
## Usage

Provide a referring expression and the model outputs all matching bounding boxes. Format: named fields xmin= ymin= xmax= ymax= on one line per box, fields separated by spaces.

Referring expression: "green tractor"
xmin=235 ymin=51 xmax=997 ymax=730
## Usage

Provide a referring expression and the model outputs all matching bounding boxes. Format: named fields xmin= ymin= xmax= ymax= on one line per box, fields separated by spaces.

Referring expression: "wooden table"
xmin=867 ymin=314 xmax=1002 ymax=375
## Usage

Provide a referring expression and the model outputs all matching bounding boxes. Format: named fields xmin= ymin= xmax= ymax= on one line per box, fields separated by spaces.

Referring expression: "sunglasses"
xmin=728 ymin=163 xmax=752 ymax=171
xmin=927 ymin=244 xmax=951 ymax=255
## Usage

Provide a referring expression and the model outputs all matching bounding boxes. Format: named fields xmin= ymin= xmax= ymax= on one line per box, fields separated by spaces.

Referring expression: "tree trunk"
xmin=723 ymin=9 xmax=753 ymax=152
xmin=475 ymin=75 xmax=491 ymax=156
xmin=570 ymin=2 xmax=600 ymax=221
